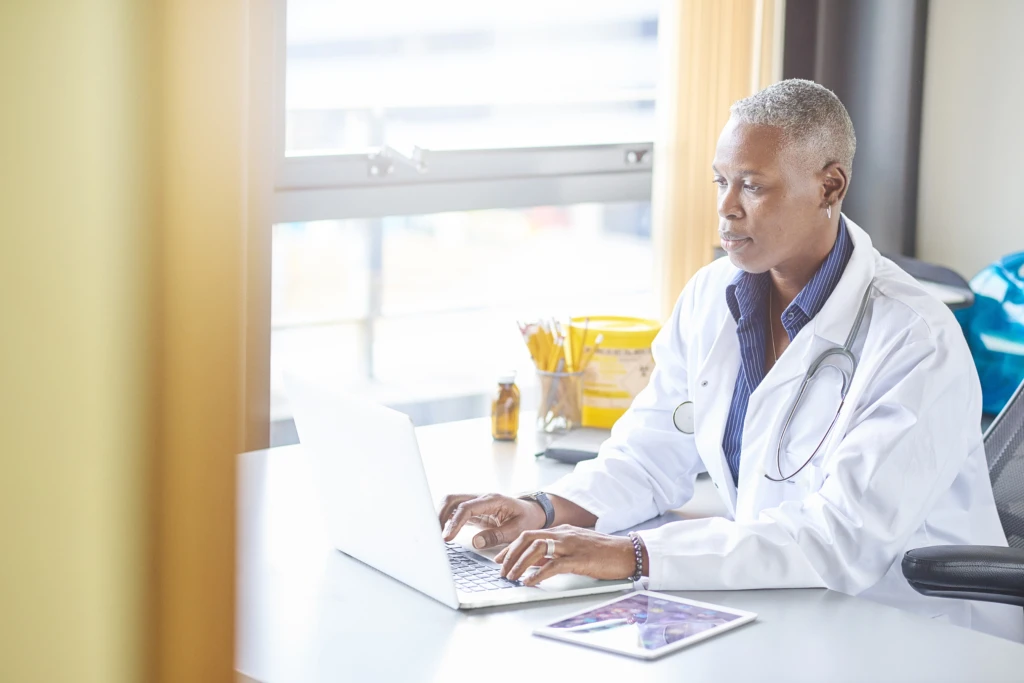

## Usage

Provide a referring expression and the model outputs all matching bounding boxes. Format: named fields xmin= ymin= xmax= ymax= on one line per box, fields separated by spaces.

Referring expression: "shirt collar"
xmin=724 ymin=217 xmax=853 ymax=326
xmin=725 ymin=268 xmax=768 ymax=323
xmin=787 ymin=217 xmax=853 ymax=321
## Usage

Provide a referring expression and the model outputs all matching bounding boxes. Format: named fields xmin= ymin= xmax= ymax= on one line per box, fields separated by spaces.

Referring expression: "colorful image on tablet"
xmin=548 ymin=592 xmax=742 ymax=651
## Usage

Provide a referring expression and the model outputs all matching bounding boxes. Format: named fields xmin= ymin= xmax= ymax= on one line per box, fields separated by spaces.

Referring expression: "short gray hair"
xmin=730 ymin=79 xmax=856 ymax=173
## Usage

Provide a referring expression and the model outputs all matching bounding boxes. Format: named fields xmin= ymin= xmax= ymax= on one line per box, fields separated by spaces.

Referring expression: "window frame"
xmin=272 ymin=0 xmax=656 ymax=223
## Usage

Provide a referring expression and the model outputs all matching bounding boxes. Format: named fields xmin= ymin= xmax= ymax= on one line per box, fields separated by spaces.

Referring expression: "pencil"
xmin=573 ymin=317 xmax=590 ymax=371
xmin=577 ymin=333 xmax=604 ymax=372
xmin=565 ymin=323 xmax=576 ymax=373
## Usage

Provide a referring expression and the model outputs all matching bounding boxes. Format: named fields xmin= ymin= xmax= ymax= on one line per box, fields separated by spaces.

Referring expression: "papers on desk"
xmin=541 ymin=427 xmax=610 ymax=463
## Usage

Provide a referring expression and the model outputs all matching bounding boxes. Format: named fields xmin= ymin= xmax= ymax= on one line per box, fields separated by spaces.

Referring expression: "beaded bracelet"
xmin=627 ymin=532 xmax=645 ymax=581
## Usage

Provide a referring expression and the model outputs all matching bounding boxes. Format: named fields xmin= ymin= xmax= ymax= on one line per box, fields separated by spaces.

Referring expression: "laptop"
xmin=284 ymin=371 xmax=635 ymax=610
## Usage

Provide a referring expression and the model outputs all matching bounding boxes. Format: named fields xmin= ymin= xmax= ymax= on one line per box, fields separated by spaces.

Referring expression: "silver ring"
xmin=543 ymin=539 xmax=555 ymax=559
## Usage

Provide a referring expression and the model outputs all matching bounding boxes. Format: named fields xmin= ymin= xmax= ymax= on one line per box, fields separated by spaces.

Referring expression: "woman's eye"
xmin=743 ymin=184 xmax=761 ymax=192
xmin=713 ymin=177 xmax=726 ymax=187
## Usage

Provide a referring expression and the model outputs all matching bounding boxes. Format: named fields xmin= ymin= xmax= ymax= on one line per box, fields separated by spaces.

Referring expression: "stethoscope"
xmin=672 ymin=283 xmax=875 ymax=482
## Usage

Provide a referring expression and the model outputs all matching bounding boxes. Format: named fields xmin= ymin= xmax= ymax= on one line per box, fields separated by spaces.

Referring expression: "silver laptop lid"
xmin=283 ymin=371 xmax=459 ymax=609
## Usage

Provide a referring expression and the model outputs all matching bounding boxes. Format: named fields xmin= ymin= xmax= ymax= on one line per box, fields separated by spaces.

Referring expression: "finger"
xmin=438 ymin=494 xmax=475 ymax=530
xmin=471 ymin=522 xmax=521 ymax=550
xmin=467 ymin=513 xmax=500 ymax=528
xmin=444 ymin=497 xmax=503 ymax=542
xmin=499 ymin=530 xmax=541 ymax=577
xmin=495 ymin=545 xmax=548 ymax=567
xmin=523 ymin=559 xmax=569 ymax=587
xmin=507 ymin=539 xmax=551 ymax=583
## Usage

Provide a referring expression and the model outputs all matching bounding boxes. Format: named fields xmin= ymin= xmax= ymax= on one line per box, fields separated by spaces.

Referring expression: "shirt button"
xmin=700 ymin=380 xmax=708 ymax=387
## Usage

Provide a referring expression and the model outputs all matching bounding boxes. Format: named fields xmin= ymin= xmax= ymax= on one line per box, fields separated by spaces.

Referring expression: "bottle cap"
xmin=497 ymin=371 xmax=517 ymax=385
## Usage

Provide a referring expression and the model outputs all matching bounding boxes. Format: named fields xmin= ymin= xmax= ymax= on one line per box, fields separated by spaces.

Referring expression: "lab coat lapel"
xmin=808 ymin=216 xmax=878 ymax=347
xmin=693 ymin=311 xmax=740 ymax=515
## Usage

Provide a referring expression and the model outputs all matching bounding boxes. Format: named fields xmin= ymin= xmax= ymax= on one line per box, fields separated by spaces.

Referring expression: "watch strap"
xmin=519 ymin=491 xmax=555 ymax=529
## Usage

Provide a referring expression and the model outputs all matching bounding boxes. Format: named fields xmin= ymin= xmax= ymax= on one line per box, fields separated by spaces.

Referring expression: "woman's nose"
xmin=718 ymin=185 xmax=743 ymax=220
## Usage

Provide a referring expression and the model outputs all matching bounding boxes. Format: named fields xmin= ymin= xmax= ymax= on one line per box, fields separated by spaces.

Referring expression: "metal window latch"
xmin=625 ymin=149 xmax=649 ymax=165
xmin=367 ymin=145 xmax=429 ymax=177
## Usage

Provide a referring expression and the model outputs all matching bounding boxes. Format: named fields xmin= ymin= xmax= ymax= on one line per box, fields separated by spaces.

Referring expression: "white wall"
xmin=917 ymin=0 xmax=1024 ymax=279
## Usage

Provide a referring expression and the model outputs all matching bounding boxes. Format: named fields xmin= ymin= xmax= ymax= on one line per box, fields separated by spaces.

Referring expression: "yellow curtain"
xmin=0 ymin=0 xmax=268 ymax=680
xmin=154 ymin=0 xmax=252 ymax=680
xmin=652 ymin=0 xmax=785 ymax=319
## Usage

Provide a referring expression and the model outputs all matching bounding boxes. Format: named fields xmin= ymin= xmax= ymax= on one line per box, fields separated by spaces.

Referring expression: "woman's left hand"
xmin=494 ymin=525 xmax=637 ymax=586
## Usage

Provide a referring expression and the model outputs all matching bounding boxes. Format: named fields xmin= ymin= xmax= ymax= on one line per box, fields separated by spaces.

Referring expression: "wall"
xmin=917 ymin=0 xmax=1024 ymax=278
xmin=783 ymin=0 xmax=929 ymax=257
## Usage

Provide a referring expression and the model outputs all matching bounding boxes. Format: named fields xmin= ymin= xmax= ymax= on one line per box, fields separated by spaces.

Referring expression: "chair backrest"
xmin=984 ymin=378 xmax=1024 ymax=548
xmin=883 ymin=253 xmax=969 ymax=290
xmin=882 ymin=253 xmax=975 ymax=310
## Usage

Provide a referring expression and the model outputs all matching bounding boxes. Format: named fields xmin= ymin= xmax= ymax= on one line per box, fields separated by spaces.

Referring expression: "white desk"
xmin=237 ymin=417 xmax=1024 ymax=683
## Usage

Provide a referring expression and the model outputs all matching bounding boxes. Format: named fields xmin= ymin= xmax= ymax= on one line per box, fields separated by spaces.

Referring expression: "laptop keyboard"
xmin=445 ymin=542 xmax=525 ymax=593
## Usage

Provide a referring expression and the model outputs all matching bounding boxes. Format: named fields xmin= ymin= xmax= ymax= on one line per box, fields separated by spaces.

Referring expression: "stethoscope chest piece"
xmin=673 ymin=401 xmax=695 ymax=434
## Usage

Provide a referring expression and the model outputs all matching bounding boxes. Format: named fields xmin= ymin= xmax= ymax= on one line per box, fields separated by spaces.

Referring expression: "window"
xmin=285 ymin=0 xmax=660 ymax=155
xmin=271 ymin=0 xmax=661 ymax=440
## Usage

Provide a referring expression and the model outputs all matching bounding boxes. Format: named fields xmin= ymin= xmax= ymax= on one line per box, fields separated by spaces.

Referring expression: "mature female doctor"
xmin=439 ymin=79 xmax=1023 ymax=641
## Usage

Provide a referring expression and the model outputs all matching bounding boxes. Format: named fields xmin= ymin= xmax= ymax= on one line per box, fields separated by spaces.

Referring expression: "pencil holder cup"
xmin=536 ymin=370 xmax=584 ymax=434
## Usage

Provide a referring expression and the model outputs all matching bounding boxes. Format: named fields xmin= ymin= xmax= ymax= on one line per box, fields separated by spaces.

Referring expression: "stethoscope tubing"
xmin=671 ymin=283 xmax=876 ymax=484
xmin=767 ymin=283 xmax=875 ymax=481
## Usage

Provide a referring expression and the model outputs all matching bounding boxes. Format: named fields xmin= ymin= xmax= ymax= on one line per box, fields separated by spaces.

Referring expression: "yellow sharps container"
xmin=569 ymin=316 xmax=662 ymax=429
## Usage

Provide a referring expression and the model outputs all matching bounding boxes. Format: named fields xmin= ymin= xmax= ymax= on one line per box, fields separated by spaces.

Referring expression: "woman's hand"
xmin=438 ymin=493 xmax=547 ymax=549
xmin=494 ymin=525 xmax=639 ymax=586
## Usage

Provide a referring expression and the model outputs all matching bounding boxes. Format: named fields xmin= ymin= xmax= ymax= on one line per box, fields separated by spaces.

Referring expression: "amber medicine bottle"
xmin=491 ymin=372 xmax=520 ymax=441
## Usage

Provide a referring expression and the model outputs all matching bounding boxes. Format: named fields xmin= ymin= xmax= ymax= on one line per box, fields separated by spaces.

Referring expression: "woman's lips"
xmin=720 ymin=236 xmax=751 ymax=252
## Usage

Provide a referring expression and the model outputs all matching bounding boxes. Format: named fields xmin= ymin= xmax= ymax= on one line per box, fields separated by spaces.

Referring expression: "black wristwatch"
xmin=518 ymin=491 xmax=555 ymax=529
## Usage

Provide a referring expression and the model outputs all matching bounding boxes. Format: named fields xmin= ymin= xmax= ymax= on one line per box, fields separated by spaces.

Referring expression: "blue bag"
xmin=955 ymin=252 xmax=1024 ymax=415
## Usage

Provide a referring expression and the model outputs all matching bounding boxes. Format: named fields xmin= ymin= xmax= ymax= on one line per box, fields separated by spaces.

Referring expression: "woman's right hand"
xmin=438 ymin=493 xmax=547 ymax=549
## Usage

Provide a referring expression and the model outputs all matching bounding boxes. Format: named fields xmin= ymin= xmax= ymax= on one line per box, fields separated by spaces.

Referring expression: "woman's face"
xmin=712 ymin=117 xmax=842 ymax=275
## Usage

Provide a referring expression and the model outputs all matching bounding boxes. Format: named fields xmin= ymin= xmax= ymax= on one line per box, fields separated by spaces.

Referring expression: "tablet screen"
xmin=536 ymin=591 xmax=755 ymax=659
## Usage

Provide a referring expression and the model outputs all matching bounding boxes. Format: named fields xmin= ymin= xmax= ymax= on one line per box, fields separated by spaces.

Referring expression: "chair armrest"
xmin=902 ymin=545 xmax=1024 ymax=607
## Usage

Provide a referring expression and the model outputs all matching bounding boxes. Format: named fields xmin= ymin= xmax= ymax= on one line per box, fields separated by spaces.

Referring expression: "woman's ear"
xmin=821 ymin=162 xmax=849 ymax=207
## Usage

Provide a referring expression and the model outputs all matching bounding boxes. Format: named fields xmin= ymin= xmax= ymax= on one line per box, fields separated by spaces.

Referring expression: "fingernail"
xmin=473 ymin=537 xmax=484 ymax=549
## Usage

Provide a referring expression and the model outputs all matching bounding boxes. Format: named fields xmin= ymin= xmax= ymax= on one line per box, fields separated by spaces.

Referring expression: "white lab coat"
xmin=546 ymin=217 xmax=1024 ymax=641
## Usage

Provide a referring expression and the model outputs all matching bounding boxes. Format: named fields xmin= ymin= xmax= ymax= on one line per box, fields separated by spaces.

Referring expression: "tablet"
xmin=533 ymin=590 xmax=756 ymax=660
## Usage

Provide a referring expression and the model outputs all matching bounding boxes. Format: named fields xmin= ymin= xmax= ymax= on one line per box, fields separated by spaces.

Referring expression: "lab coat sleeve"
xmin=637 ymin=323 xmax=975 ymax=593
xmin=543 ymin=279 xmax=706 ymax=533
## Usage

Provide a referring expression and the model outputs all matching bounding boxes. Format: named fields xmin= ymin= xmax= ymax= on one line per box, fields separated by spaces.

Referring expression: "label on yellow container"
xmin=570 ymin=316 xmax=661 ymax=429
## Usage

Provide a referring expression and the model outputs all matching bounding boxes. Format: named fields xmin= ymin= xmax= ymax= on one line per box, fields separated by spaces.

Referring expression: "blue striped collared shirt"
xmin=721 ymin=217 xmax=854 ymax=485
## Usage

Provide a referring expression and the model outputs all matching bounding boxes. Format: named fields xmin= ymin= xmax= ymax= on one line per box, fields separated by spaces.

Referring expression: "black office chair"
xmin=902 ymin=378 xmax=1024 ymax=605
xmin=882 ymin=252 xmax=975 ymax=311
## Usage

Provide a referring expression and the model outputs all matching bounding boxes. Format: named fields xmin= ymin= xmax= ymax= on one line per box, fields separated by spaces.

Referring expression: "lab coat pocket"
xmin=791 ymin=461 xmax=826 ymax=497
